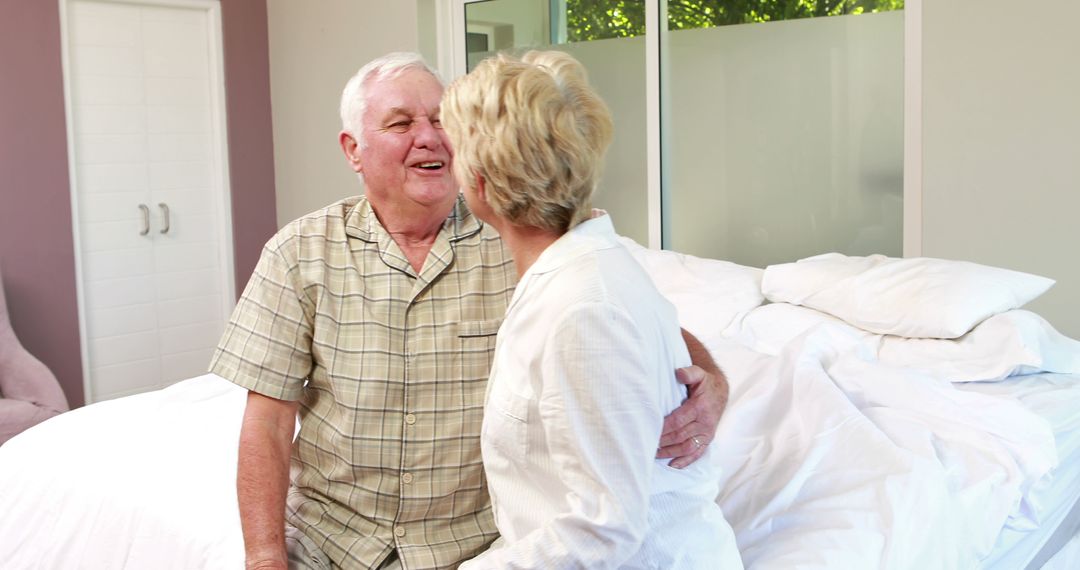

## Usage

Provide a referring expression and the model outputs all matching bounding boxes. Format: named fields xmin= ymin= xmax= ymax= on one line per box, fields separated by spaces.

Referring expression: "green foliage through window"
xmin=566 ymin=0 xmax=904 ymax=42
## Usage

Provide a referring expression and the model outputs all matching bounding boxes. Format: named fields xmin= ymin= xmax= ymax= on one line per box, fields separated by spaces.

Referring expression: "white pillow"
xmin=877 ymin=310 xmax=1080 ymax=382
xmin=762 ymin=253 xmax=1055 ymax=339
xmin=618 ymin=237 xmax=765 ymax=340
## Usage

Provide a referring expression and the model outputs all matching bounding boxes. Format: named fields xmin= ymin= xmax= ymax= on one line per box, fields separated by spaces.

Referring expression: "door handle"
xmin=159 ymin=202 xmax=170 ymax=234
xmin=138 ymin=204 xmax=150 ymax=235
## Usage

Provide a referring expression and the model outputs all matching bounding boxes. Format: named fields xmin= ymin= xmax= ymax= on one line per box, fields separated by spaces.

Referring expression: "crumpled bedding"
xmin=709 ymin=324 xmax=1058 ymax=569
xmin=0 ymin=329 xmax=1069 ymax=569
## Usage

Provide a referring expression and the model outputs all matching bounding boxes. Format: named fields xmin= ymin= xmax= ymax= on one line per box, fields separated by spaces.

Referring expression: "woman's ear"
xmin=474 ymin=173 xmax=487 ymax=202
xmin=339 ymin=131 xmax=362 ymax=173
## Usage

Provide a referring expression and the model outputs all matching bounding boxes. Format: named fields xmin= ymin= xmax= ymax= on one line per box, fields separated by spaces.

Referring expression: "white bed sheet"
xmin=706 ymin=326 xmax=1059 ymax=570
xmin=957 ymin=373 xmax=1080 ymax=569
xmin=0 ymin=374 xmax=247 ymax=569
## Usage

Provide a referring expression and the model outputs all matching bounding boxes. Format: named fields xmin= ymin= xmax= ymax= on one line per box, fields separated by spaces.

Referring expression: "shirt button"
xmin=404 ymin=413 xmax=416 ymax=425
xmin=402 ymin=473 xmax=413 ymax=484
xmin=394 ymin=526 xmax=406 ymax=538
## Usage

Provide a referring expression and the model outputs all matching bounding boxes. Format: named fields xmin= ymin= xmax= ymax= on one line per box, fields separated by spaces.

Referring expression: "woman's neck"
xmin=492 ymin=219 xmax=563 ymax=279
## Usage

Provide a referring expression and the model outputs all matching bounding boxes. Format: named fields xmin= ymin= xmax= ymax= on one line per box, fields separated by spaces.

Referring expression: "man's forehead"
xmin=367 ymin=75 xmax=443 ymax=116
xmin=368 ymin=68 xmax=442 ymax=95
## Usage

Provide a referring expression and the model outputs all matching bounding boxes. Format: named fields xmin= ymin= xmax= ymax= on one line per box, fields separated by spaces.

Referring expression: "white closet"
xmin=62 ymin=0 xmax=235 ymax=402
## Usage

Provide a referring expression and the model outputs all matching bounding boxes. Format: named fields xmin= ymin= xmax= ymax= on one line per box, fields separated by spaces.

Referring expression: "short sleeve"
xmin=209 ymin=237 xmax=314 ymax=401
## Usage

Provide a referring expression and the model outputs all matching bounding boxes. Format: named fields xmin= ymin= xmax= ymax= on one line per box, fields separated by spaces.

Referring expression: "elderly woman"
xmin=443 ymin=51 xmax=742 ymax=569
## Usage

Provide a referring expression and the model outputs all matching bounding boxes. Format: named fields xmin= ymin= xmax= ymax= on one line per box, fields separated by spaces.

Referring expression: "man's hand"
xmin=658 ymin=330 xmax=729 ymax=469
xmin=658 ymin=366 xmax=728 ymax=468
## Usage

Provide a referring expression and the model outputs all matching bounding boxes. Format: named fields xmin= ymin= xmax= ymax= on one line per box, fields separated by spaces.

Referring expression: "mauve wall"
xmin=0 ymin=1 xmax=83 ymax=405
xmin=0 ymin=0 xmax=277 ymax=407
xmin=222 ymin=0 xmax=278 ymax=299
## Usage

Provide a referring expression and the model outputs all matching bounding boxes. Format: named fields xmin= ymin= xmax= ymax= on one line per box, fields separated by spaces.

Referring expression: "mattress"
xmin=958 ymin=373 xmax=1080 ymax=569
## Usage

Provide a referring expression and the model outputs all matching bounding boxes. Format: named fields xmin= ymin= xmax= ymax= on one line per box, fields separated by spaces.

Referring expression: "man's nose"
xmin=413 ymin=118 xmax=442 ymax=149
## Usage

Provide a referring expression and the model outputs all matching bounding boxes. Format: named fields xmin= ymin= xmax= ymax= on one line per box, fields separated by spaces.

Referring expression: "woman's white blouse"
xmin=461 ymin=215 xmax=742 ymax=569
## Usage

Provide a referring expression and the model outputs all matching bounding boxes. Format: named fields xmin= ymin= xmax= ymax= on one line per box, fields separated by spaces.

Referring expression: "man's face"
xmin=349 ymin=68 xmax=455 ymax=215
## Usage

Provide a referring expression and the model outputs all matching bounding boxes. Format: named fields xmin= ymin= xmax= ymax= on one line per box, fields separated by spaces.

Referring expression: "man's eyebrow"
xmin=382 ymin=107 xmax=412 ymax=120
xmin=381 ymin=106 xmax=439 ymax=121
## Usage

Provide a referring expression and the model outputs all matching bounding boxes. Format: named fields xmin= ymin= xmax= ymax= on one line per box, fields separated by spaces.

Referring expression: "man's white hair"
xmin=339 ymin=52 xmax=443 ymax=148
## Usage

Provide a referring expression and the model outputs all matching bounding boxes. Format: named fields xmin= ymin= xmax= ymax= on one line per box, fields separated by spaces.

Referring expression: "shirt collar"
xmin=344 ymin=193 xmax=483 ymax=244
xmin=526 ymin=213 xmax=620 ymax=277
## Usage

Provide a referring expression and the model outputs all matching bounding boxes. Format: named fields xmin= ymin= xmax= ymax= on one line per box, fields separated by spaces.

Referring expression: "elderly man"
xmin=210 ymin=52 xmax=727 ymax=570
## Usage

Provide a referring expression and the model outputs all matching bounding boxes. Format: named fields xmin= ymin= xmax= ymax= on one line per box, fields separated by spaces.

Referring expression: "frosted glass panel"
xmin=663 ymin=11 xmax=904 ymax=267
xmin=464 ymin=0 xmax=649 ymax=244
xmin=561 ymin=37 xmax=647 ymax=244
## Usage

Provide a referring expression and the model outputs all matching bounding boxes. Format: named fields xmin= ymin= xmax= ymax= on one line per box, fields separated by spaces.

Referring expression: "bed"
xmin=1 ymin=246 xmax=1079 ymax=569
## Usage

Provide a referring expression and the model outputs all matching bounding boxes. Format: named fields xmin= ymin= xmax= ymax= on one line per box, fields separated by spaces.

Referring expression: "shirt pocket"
xmin=457 ymin=318 xmax=503 ymax=338
xmin=455 ymin=319 xmax=502 ymax=382
xmin=452 ymin=318 xmax=505 ymax=458
xmin=483 ymin=383 xmax=532 ymax=462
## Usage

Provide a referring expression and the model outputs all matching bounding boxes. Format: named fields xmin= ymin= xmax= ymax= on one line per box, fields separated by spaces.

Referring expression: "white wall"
xmin=922 ymin=0 xmax=1080 ymax=338
xmin=267 ymin=0 xmax=420 ymax=226
xmin=416 ymin=0 xmax=439 ymax=66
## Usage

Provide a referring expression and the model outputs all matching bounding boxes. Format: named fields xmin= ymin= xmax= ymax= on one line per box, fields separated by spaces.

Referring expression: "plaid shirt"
xmin=210 ymin=195 xmax=516 ymax=569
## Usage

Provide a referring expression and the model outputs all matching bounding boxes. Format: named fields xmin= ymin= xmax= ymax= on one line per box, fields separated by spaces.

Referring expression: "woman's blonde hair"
xmin=442 ymin=51 xmax=614 ymax=233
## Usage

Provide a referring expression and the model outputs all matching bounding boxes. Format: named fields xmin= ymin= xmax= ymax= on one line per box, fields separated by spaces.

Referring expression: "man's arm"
xmin=658 ymin=329 xmax=729 ymax=469
xmin=237 ymin=391 xmax=298 ymax=570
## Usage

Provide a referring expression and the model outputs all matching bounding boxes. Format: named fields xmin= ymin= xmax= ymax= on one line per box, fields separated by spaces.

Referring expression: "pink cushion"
xmin=0 ymin=270 xmax=69 ymax=445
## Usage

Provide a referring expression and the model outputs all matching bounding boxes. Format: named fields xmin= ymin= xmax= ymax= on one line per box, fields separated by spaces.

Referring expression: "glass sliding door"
xmin=461 ymin=0 xmax=650 ymax=244
xmin=661 ymin=1 xmax=905 ymax=266
xmin=452 ymin=1 xmax=906 ymax=264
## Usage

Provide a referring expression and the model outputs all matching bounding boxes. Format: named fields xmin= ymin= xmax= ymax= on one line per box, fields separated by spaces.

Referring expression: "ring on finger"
xmin=691 ymin=436 xmax=703 ymax=449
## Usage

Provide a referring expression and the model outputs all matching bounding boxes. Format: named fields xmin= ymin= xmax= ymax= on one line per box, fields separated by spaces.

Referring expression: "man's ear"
xmin=339 ymin=131 xmax=363 ymax=173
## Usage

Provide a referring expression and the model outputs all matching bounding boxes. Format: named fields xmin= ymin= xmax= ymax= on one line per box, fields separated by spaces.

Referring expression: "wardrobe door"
xmin=65 ymin=0 xmax=234 ymax=402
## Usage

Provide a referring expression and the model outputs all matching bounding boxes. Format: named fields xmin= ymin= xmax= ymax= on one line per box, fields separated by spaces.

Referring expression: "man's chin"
xmin=406 ymin=183 xmax=458 ymax=207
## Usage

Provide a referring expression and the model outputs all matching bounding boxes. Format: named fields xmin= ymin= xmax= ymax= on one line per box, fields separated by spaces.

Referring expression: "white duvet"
xmin=708 ymin=325 xmax=1057 ymax=569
